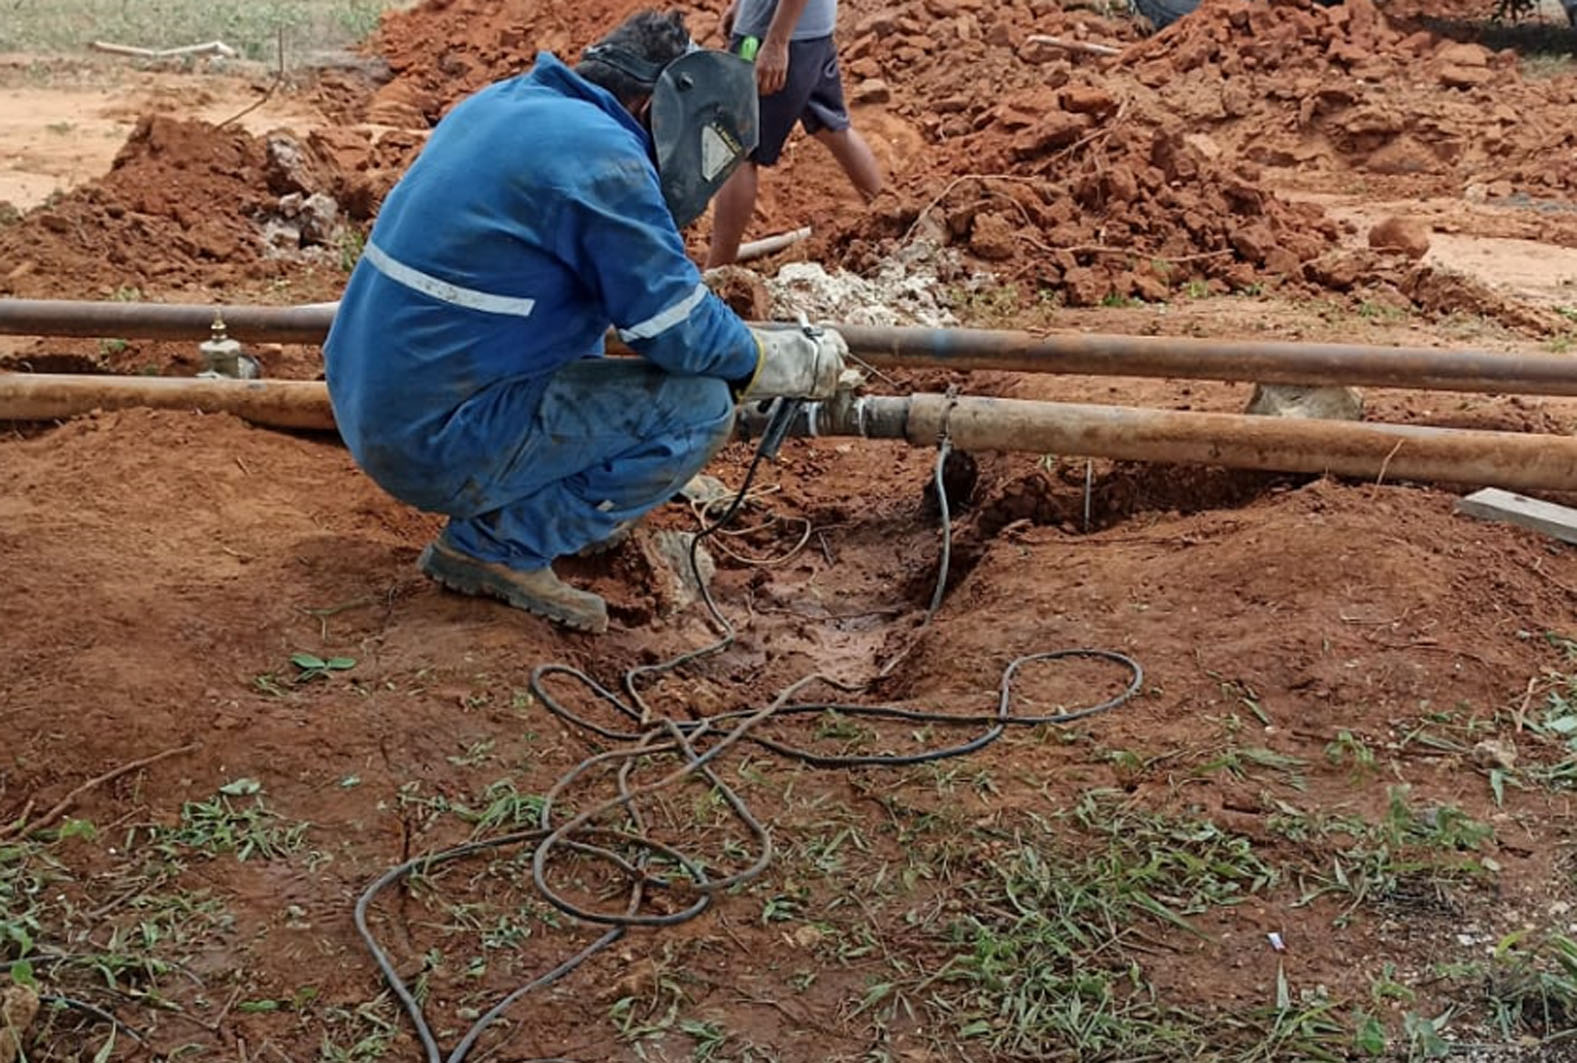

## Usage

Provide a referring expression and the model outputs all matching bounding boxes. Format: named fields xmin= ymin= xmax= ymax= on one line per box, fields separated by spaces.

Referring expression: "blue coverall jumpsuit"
xmin=324 ymin=54 xmax=761 ymax=571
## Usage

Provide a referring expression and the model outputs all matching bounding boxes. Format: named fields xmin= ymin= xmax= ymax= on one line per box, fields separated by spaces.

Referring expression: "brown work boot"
xmin=418 ymin=539 xmax=609 ymax=634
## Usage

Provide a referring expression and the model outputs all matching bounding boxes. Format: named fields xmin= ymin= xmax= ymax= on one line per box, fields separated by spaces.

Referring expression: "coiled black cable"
xmin=357 ymin=429 xmax=1143 ymax=1063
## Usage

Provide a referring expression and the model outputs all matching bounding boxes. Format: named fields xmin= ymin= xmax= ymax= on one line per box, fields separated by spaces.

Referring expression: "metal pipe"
xmin=740 ymin=392 xmax=1577 ymax=493
xmin=8 ymin=373 xmax=1564 ymax=493
xmin=0 ymin=373 xmax=336 ymax=430
xmin=4 ymin=299 xmax=1577 ymax=397
xmin=0 ymin=300 xmax=336 ymax=344
xmin=836 ymin=325 xmax=1577 ymax=397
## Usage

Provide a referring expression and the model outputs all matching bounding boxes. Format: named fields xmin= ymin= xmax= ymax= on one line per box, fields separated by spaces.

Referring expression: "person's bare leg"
xmin=814 ymin=127 xmax=882 ymax=202
xmin=705 ymin=162 xmax=759 ymax=269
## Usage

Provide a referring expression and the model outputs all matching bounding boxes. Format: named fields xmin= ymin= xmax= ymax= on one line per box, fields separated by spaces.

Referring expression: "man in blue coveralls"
xmin=324 ymin=10 xmax=847 ymax=635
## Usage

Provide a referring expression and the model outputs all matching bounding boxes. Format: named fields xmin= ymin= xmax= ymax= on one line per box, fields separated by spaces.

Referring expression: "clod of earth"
xmin=0 ymin=986 xmax=39 ymax=1063
xmin=1368 ymin=215 xmax=1432 ymax=259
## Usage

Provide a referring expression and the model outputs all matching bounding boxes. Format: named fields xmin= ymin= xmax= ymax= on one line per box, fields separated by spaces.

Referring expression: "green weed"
xmin=337 ymin=226 xmax=367 ymax=272
xmin=1483 ymin=932 xmax=1577 ymax=1039
xmin=148 ymin=791 xmax=309 ymax=861
xmin=914 ymin=792 xmax=1287 ymax=1059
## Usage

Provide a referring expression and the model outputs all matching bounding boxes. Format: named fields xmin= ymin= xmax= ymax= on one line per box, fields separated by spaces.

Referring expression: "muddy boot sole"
xmin=419 ymin=544 xmax=609 ymax=634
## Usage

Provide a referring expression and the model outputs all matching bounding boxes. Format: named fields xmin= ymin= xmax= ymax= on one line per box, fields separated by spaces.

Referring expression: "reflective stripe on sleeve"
xmin=362 ymin=242 xmax=536 ymax=318
xmin=616 ymin=282 xmax=709 ymax=342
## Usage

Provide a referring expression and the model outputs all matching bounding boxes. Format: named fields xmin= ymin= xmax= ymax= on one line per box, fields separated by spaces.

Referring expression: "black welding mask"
xmin=583 ymin=43 xmax=759 ymax=228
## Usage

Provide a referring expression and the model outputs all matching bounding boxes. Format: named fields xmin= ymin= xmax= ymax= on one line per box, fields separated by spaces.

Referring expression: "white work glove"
xmin=742 ymin=325 xmax=848 ymax=401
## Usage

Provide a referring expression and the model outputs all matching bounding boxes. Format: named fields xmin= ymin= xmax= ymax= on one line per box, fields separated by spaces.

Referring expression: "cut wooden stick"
xmin=0 ymin=743 xmax=200 ymax=841
xmin=91 ymin=40 xmax=238 ymax=59
xmin=1025 ymin=34 xmax=1122 ymax=57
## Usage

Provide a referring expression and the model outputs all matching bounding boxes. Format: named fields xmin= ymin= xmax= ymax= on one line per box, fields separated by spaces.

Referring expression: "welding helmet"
xmin=582 ymin=42 xmax=759 ymax=228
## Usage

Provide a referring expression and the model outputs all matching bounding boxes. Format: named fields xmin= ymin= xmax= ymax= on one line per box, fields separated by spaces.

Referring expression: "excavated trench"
xmin=893 ymin=448 xmax=1300 ymax=609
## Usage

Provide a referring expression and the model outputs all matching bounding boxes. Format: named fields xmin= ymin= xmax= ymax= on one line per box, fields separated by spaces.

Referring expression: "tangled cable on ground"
xmin=356 ymin=431 xmax=1144 ymax=1063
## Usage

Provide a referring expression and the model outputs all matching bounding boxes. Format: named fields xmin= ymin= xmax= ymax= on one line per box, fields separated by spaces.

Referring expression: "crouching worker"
xmin=325 ymin=10 xmax=846 ymax=634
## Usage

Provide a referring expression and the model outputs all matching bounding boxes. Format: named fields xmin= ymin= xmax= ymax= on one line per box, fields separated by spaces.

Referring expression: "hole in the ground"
xmin=0 ymin=351 xmax=109 ymax=374
xmin=974 ymin=460 xmax=1299 ymax=537
xmin=894 ymin=458 xmax=1295 ymax=612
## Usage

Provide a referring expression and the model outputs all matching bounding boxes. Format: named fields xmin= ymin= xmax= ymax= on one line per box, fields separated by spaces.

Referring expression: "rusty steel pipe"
xmin=740 ymin=392 xmax=1577 ymax=493
xmin=0 ymin=373 xmax=336 ymax=430
xmin=9 ymin=373 xmax=1577 ymax=493
xmin=837 ymin=325 xmax=1577 ymax=397
xmin=0 ymin=299 xmax=338 ymax=345
xmin=5 ymin=299 xmax=1577 ymax=397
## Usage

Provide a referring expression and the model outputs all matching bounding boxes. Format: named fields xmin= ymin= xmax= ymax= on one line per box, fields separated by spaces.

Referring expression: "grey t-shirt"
xmin=733 ymin=0 xmax=838 ymax=41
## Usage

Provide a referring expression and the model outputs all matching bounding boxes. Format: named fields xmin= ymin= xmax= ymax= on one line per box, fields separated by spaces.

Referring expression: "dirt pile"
xmin=0 ymin=115 xmax=422 ymax=300
xmin=1127 ymin=0 xmax=1577 ymax=196
xmin=0 ymin=116 xmax=273 ymax=298
xmin=832 ymin=104 xmax=1352 ymax=305
xmin=366 ymin=0 xmax=677 ymax=127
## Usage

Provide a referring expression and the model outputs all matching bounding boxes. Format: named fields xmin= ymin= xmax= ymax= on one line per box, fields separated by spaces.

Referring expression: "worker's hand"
xmin=721 ymin=0 xmax=738 ymax=38
xmin=756 ymin=35 xmax=790 ymax=96
xmin=742 ymin=325 xmax=848 ymax=400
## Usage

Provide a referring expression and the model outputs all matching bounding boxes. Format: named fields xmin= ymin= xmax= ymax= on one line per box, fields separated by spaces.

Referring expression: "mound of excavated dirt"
xmin=0 ymin=115 xmax=422 ymax=301
xmin=0 ymin=116 xmax=273 ymax=298
xmin=368 ymin=0 xmax=675 ymax=125
xmin=1126 ymin=0 xmax=1577 ymax=197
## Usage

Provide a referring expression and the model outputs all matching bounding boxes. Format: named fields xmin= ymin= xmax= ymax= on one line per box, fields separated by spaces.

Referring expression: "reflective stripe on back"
xmin=617 ymin=282 xmax=708 ymax=342
xmin=362 ymin=242 xmax=537 ymax=318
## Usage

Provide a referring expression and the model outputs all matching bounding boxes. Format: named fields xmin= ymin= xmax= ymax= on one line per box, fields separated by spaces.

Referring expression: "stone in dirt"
xmin=1438 ymin=63 xmax=1493 ymax=89
xmin=1229 ymin=224 xmax=1277 ymax=266
xmin=1472 ymin=738 xmax=1517 ymax=771
xmin=1365 ymin=136 xmax=1441 ymax=175
xmin=968 ymin=211 xmax=1019 ymax=261
xmin=1060 ymin=83 xmax=1118 ymax=116
xmin=1012 ymin=111 xmax=1091 ymax=158
xmin=1436 ymin=42 xmax=1491 ymax=67
xmin=1246 ymin=385 xmax=1365 ymax=421
xmin=264 ymin=132 xmax=320 ymax=197
xmin=0 ymin=985 xmax=40 ymax=1063
xmin=851 ymin=78 xmax=892 ymax=106
xmin=1062 ymin=266 xmax=1113 ymax=307
xmin=703 ymin=265 xmax=771 ymax=319
xmin=641 ymin=530 xmax=716 ymax=616
xmin=1367 ymin=216 xmax=1431 ymax=259
xmin=298 ymin=193 xmax=340 ymax=246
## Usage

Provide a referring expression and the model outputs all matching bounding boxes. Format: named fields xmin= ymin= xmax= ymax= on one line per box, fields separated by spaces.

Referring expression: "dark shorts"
xmin=732 ymin=34 xmax=850 ymax=166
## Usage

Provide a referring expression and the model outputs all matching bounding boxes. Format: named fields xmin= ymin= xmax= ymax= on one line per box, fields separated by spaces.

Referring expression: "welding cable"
xmin=356 ymin=428 xmax=1144 ymax=1063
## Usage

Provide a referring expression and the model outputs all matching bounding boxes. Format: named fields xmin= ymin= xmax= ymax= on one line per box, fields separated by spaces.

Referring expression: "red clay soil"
xmin=4 ymin=406 xmax=1577 ymax=1059
xmin=0 ymin=0 xmax=1563 ymax=326
xmin=0 ymin=116 xmax=276 ymax=299
xmin=1125 ymin=0 xmax=1577 ymax=198
xmin=0 ymin=115 xmax=422 ymax=303
xmin=361 ymin=0 xmax=1567 ymax=320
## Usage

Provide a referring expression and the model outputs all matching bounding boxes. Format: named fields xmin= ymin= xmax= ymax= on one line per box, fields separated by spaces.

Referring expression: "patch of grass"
xmin=1271 ymin=786 xmax=1493 ymax=921
xmin=912 ymin=791 xmax=1294 ymax=1059
xmin=0 ymin=0 xmax=408 ymax=60
xmin=337 ymin=225 xmax=367 ymax=273
xmin=1482 ymin=932 xmax=1577 ymax=1040
xmin=0 ymin=821 xmax=238 ymax=1060
xmin=147 ymin=790 xmax=309 ymax=862
xmin=947 ymin=281 xmax=1024 ymax=326
xmin=1358 ymin=299 xmax=1410 ymax=324
xmin=1325 ymin=730 xmax=1377 ymax=781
